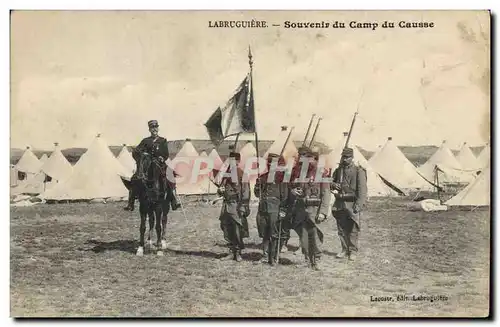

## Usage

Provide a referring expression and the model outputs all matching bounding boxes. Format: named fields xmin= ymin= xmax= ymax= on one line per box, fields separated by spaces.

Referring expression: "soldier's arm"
xmin=355 ymin=167 xmax=368 ymax=209
xmin=132 ymin=139 xmax=146 ymax=161
xmin=159 ymin=138 xmax=170 ymax=159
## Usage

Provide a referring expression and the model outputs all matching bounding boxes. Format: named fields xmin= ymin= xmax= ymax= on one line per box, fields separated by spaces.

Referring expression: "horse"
xmin=134 ymin=152 xmax=173 ymax=256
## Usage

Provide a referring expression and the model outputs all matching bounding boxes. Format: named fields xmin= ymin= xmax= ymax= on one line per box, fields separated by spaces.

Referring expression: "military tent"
xmin=41 ymin=134 xmax=131 ymax=200
xmin=477 ymin=143 xmax=490 ymax=169
xmin=417 ymin=141 xmax=475 ymax=185
xmin=41 ymin=143 xmax=74 ymax=184
xmin=117 ymin=144 xmax=136 ymax=176
xmin=264 ymin=126 xmax=299 ymax=163
xmin=445 ymin=165 xmax=490 ymax=207
xmin=455 ymin=142 xmax=481 ymax=171
xmin=368 ymin=137 xmax=435 ymax=193
xmin=39 ymin=154 xmax=49 ymax=164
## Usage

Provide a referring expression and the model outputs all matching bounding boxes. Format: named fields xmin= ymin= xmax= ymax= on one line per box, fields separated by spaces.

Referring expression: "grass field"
xmin=10 ymin=198 xmax=490 ymax=317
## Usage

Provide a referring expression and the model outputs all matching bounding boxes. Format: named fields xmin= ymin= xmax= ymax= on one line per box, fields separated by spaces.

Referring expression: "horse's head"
xmin=137 ymin=153 xmax=166 ymax=202
xmin=137 ymin=152 xmax=153 ymax=182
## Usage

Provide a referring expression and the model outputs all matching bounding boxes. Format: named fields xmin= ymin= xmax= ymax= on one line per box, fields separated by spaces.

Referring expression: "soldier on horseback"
xmin=124 ymin=120 xmax=181 ymax=211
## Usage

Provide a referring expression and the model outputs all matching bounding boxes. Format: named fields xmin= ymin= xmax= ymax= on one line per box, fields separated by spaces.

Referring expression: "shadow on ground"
xmin=83 ymin=239 xmax=139 ymax=254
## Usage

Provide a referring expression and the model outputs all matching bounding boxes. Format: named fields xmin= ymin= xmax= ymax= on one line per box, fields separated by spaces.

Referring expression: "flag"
xmin=204 ymin=72 xmax=256 ymax=145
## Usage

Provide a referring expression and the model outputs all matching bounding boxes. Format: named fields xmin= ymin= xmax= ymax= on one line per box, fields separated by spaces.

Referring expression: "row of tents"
xmin=10 ymin=129 xmax=490 ymax=207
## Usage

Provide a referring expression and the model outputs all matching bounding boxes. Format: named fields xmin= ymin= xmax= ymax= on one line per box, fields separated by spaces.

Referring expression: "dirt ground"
xmin=10 ymin=198 xmax=490 ymax=317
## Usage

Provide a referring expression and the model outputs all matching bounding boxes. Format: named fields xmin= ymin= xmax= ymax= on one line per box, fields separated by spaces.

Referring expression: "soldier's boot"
xmin=261 ymin=239 xmax=269 ymax=263
xmin=234 ymin=250 xmax=242 ymax=262
xmin=311 ymin=255 xmax=321 ymax=271
xmin=123 ymin=191 xmax=135 ymax=211
xmin=170 ymin=188 xmax=182 ymax=211
xmin=268 ymin=240 xmax=278 ymax=266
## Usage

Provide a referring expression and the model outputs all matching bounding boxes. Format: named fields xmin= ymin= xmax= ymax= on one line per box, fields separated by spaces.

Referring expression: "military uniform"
xmin=218 ymin=152 xmax=251 ymax=261
xmin=287 ymin=147 xmax=331 ymax=270
xmin=254 ymin=154 xmax=289 ymax=265
xmin=331 ymin=147 xmax=368 ymax=260
xmin=124 ymin=120 xmax=180 ymax=211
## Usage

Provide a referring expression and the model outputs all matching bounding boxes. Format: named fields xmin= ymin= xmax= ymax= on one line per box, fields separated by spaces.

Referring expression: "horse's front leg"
xmin=137 ymin=203 xmax=147 ymax=256
xmin=155 ymin=205 xmax=163 ymax=256
xmin=147 ymin=206 xmax=155 ymax=249
xmin=161 ymin=200 xmax=170 ymax=250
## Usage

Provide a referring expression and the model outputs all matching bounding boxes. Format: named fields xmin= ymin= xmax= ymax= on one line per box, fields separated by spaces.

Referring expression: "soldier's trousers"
xmin=295 ymin=219 xmax=322 ymax=262
xmin=220 ymin=213 xmax=244 ymax=252
xmin=333 ymin=210 xmax=360 ymax=254
xmin=258 ymin=211 xmax=288 ymax=262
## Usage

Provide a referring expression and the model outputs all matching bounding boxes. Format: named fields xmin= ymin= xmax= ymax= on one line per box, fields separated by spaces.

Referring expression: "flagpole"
xmin=248 ymin=46 xmax=261 ymax=192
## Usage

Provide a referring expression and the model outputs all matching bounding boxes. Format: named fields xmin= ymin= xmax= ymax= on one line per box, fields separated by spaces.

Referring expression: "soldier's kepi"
xmin=124 ymin=120 xmax=181 ymax=211
xmin=331 ymin=147 xmax=368 ymax=261
xmin=218 ymin=151 xmax=251 ymax=262
xmin=287 ymin=145 xmax=331 ymax=270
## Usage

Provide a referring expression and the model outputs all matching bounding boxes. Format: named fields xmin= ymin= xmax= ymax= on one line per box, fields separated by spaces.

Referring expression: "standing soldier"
xmin=124 ymin=120 xmax=181 ymax=211
xmin=218 ymin=151 xmax=251 ymax=262
xmin=254 ymin=153 xmax=289 ymax=265
xmin=331 ymin=147 xmax=368 ymax=261
xmin=287 ymin=146 xmax=331 ymax=270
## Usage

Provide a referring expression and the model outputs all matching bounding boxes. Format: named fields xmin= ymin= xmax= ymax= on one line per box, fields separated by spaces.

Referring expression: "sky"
xmin=10 ymin=10 xmax=490 ymax=151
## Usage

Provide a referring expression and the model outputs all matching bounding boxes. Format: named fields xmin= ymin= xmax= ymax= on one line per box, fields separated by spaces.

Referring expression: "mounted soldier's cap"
xmin=148 ymin=120 xmax=159 ymax=128
xmin=342 ymin=147 xmax=354 ymax=157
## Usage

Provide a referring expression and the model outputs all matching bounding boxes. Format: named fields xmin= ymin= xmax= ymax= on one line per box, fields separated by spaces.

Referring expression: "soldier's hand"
xmin=278 ymin=210 xmax=287 ymax=220
xmin=158 ymin=156 xmax=165 ymax=163
xmin=316 ymin=213 xmax=327 ymax=224
xmin=331 ymin=183 xmax=341 ymax=191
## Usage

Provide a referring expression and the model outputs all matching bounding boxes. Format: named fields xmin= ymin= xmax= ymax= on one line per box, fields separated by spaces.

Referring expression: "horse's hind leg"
xmin=137 ymin=204 xmax=147 ymax=256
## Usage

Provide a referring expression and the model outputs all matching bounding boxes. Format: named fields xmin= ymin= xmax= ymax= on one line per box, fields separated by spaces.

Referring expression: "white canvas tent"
xmin=15 ymin=146 xmax=43 ymax=175
xmin=368 ymin=137 xmax=435 ymax=193
xmin=264 ymin=126 xmax=299 ymax=162
xmin=477 ymin=143 xmax=490 ymax=169
xmin=199 ymin=151 xmax=208 ymax=157
xmin=445 ymin=165 xmax=490 ymax=207
xmin=42 ymin=143 xmax=74 ymax=184
xmin=323 ymin=133 xmax=399 ymax=197
xmin=456 ymin=142 xmax=481 ymax=171
xmin=171 ymin=140 xmax=216 ymax=195
xmin=175 ymin=139 xmax=199 ymax=158
xmin=11 ymin=147 xmax=46 ymax=195
xmin=39 ymin=154 xmax=49 ymax=163
xmin=41 ymin=134 xmax=131 ymax=200
xmin=117 ymin=144 xmax=136 ymax=176
xmin=417 ymin=141 xmax=475 ymax=184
